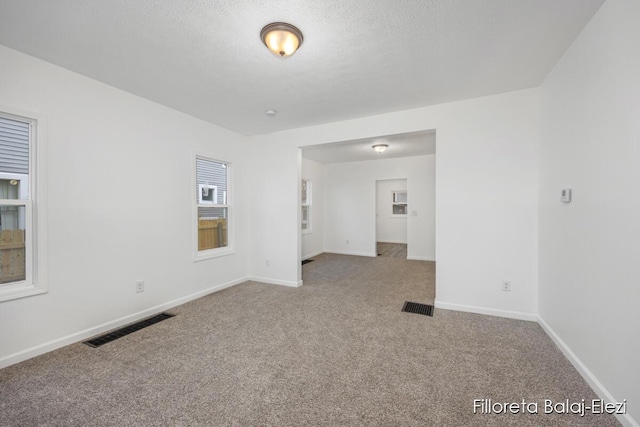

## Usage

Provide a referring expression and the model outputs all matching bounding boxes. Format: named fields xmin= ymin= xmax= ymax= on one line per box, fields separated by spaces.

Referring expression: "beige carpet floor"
xmin=0 ymin=254 xmax=619 ymax=426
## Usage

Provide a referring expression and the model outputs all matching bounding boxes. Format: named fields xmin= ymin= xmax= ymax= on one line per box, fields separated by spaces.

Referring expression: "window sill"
xmin=193 ymin=247 xmax=236 ymax=262
xmin=0 ymin=284 xmax=47 ymax=303
xmin=302 ymin=229 xmax=312 ymax=235
xmin=390 ymin=215 xmax=408 ymax=218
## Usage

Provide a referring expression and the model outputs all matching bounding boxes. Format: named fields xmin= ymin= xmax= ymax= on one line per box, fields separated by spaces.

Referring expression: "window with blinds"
xmin=0 ymin=112 xmax=36 ymax=299
xmin=195 ymin=155 xmax=231 ymax=257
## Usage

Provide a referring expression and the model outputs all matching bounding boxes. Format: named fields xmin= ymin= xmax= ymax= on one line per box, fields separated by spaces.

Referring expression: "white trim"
xmin=302 ymin=250 xmax=323 ymax=261
xmin=378 ymin=240 xmax=408 ymax=244
xmin=324 ymin=250 xmax=377 ymax=258
xmin=0 ymin=285 xmax=46 ymax=303
xmin=406 ymin=255 xmax=436 ymax=261
xmin=248 ymin=276 xmax=302 ymax=288
xmin=434 ymin=300 xmax=538 ymax=322
xmin=0 ymin=276 xmax=248 ymax=370
xmin=193 ymin=247 xmax=236 ymax=262
xmin=537 ymin=316 xmax=639 ymax=427
xmin=33 ymin=110 xmax=48 ymax=297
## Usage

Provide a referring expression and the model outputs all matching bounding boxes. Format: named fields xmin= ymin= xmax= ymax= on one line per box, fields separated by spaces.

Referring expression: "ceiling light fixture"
xmin=372 ymin=144 xmax=389 ymax=153
xmin=260 ymin=22 xmax=304 ymax=58
xmin=265 ymin=109 xmax=277 ymax=117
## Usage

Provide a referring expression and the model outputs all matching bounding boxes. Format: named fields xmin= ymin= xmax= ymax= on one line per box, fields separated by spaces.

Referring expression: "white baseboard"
xmin=377 ymin=240 xmax=407 ymax=244
xmin=302 ymin=250 xmax=323 ymax=261
xmin=248 ymin=276 xmax=302 ymax=288
xmin=406 ymin=255 xmax=436 ymax=261
xmin=324 ymin=250 xmax=377 ymax=258
xmin=537 ymin=316 xmax=638 ymax=427
xmin=0 ymin=277 xmax=248 ymax=370
xmin=434 ymin=300 xmax=538 ymax=322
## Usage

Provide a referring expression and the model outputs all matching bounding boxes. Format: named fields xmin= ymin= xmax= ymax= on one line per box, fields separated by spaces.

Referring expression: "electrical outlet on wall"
xmin=502 ymin=281 xmax=511 ymax=292
xmin=136 ymin=280 xmax=145 ymax=293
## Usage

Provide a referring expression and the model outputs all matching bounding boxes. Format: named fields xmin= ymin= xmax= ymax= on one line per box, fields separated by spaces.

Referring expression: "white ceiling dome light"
xmin=260 ymin=22 xmax=304 ymax=58
xmin=372 ymin=144 xmax=388 ymax=153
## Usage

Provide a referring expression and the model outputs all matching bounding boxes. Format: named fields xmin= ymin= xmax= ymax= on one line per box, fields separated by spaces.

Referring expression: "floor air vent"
xmin=402 ymin=301 xmax=434 ymax=317
xmin=84 ymin=313 xmax=175 ymax=348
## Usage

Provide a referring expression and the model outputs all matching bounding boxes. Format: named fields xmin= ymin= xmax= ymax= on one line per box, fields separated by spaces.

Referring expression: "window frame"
xmin=301 ymin=179 xmax=312 ymax=234
xmin=0 ymin=107 xmax=48 ymax=303
xmin=193 ymin=153 xmax=234 ymax=261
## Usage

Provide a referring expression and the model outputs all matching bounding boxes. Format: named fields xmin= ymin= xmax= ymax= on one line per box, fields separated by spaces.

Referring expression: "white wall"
xmin=301 ymin=156 xmax=323 ymax=259
xmin=539 ymin=0 xmax=640 ymax=424
xmin=245 ymin=138 xmax=300 ymax=287
xmin=248 ymin=88 xmax=539 ymax=318
xmin=0 ymin=45 xmax=250 ymax=366
xmin=2 ymin=8 xmax=636 ymax=420
xmin=323 ymin=156 xmax=434 ymax=260
xmin=376 ymin=178 xmax=408 ymax=245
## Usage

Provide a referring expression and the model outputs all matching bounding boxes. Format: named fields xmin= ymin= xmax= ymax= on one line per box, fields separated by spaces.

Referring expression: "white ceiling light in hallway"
xmin=372 ymin=144 xmax=388 ymax=153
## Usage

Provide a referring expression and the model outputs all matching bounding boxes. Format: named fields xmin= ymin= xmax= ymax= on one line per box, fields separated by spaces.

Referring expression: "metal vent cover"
xmin=402 ymin=301 xmax=434 ymax=317
xmin=84 ymin=313 xmax=175 ymax=348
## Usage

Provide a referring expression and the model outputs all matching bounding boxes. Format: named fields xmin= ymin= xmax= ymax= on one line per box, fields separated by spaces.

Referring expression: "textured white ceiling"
xmin=302 ymin=131 xmax=436 ymax=164
xmin=0 ymin=0 xmax=604 ymax=136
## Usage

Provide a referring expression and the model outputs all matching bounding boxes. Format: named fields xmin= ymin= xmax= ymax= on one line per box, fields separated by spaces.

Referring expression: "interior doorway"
xmin=376 ymin=178 xmax=408 ymax=259
xmin=298 ymin=129 xmax=436 ymax=304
